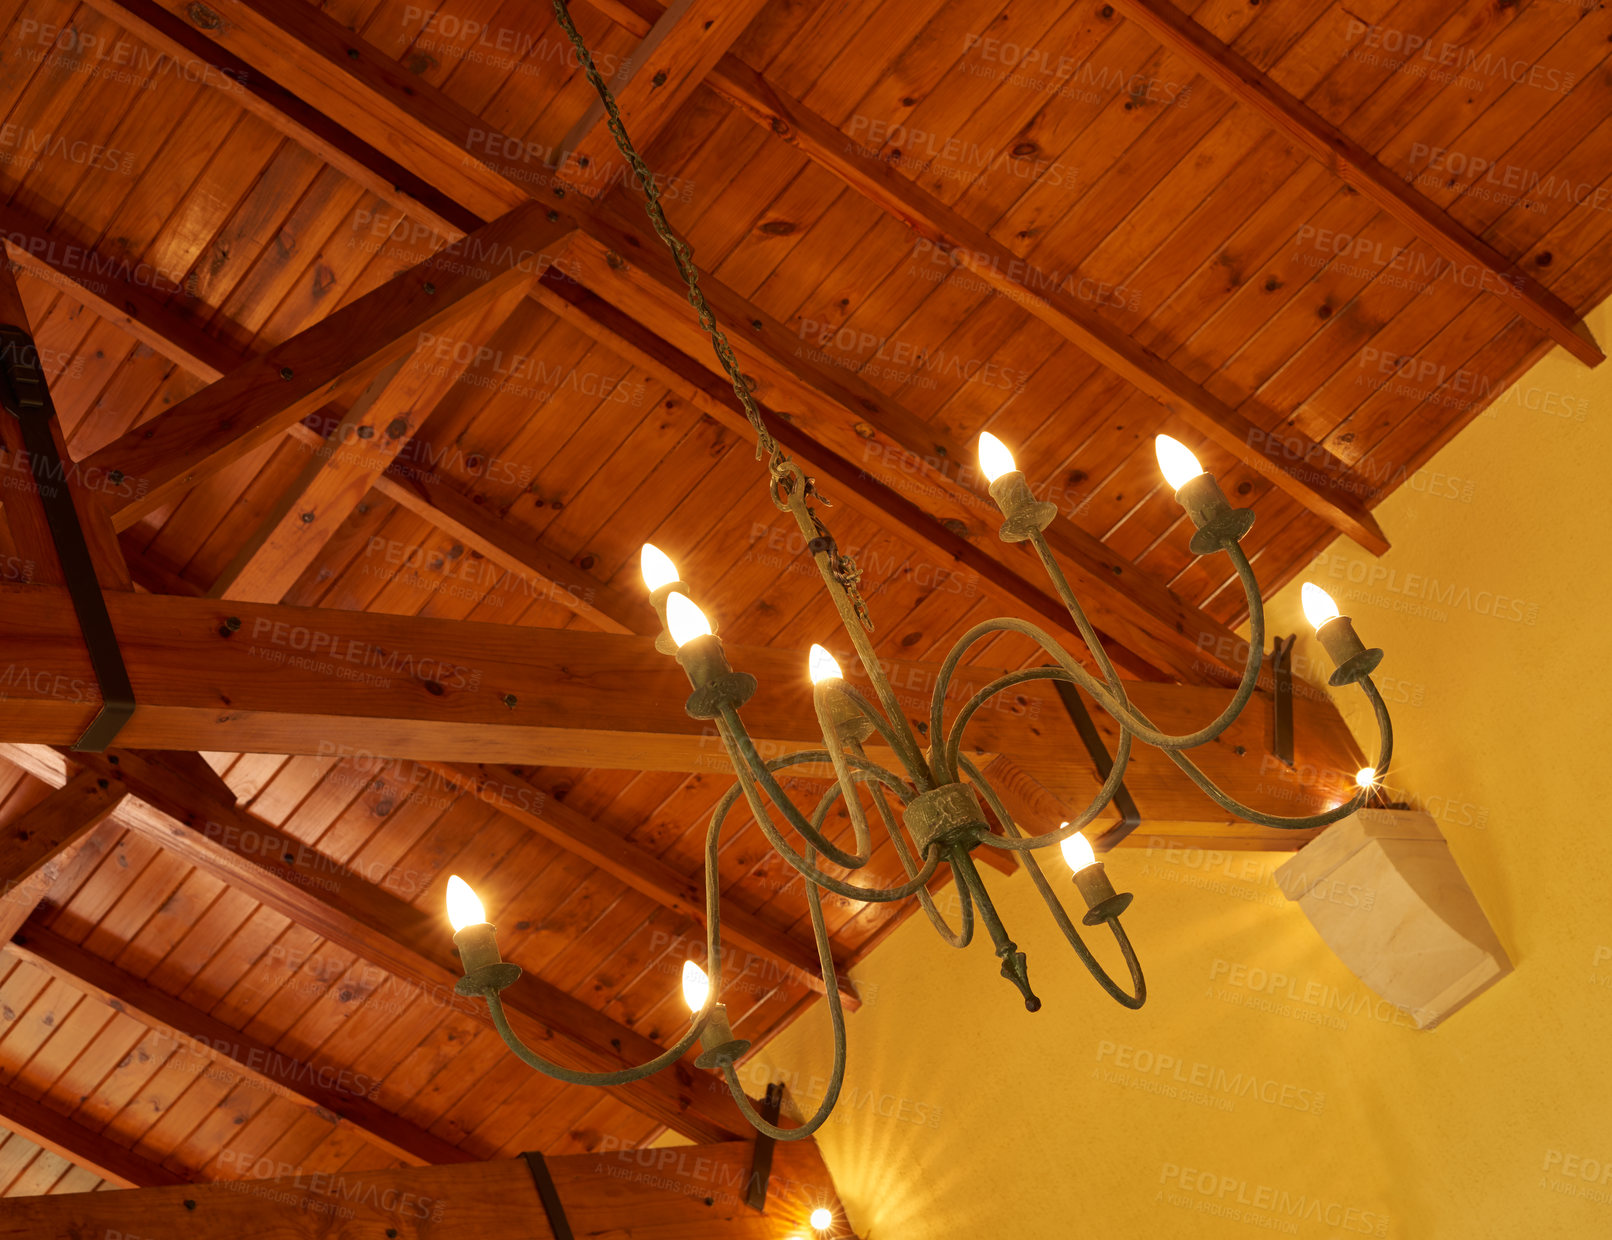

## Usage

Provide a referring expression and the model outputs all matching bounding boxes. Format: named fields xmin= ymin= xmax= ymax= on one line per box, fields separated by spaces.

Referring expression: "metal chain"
xmin=550 ymin=0 xmax=872 ymax=629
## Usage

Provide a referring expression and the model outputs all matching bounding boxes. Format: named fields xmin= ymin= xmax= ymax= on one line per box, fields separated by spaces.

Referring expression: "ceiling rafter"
xmin=1108 ymin=0 xmax=1603 ymax=367
xmin=79 ymin=202 xmax=568 ymax=531
xmin=0 ymin=745 xmax=756 ymax=1144
xmin=6 ymin=923 xmax=474 ymax=1167
xmin=0 ymin=587 xmax=1363 ymax=829
xmin=82 ymin=0 xmax=1257 ymax=685
xmin=0 ymin=224 xmax=649 ymax=636
xmin=0 ymin=1075 xmax=186 ymax=1188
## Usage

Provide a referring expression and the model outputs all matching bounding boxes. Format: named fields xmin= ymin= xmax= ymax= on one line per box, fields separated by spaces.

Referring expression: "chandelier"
xmin=442 ymin=0 xmax=1397 ymax=1142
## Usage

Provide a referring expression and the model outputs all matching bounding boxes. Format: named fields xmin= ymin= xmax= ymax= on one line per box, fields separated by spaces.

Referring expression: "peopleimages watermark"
xmin=729 ymin=1056 xmax=946 ymax=1129
xmin=460 ymin=128 xmax=694 ymax=202
xmin=908 ymin=236 xmax=1142 ymax=312
xmin=15 ymin=18 xmax=248 ymax=95
xmin=795 ymin=316 xmax=1029 ymax=393
xmin=1156 ymin=1162 xmax=1391 ymax=1236
xmin=1406 ymin=143 xmax=1612 ymax=217
xmin=1309 ymin=549 xmax=1541 ymax=627
xmin=0 ymin=122 xmax=137 ymax=176
xmin=1294 ymin=223 xmax=1523 ymax=298
xmin=1206 ymin=959 xmax=1429 ymax=1032
xmin=416 ymin=329 xmax=648 ymax=408
xmin=1345 ymin=19 xmax=1575 ymax=95
xmin=211 ymin=1150 xmax=447 ymax=1221
xmin=1541 ymin=1149 xmax=1612 ymax=1206
xmin=844 ymin=113 xmax=1076 ymax=189
xmin=401 ymin=5 xmax=629 ymax=79
xmin=962 ymin=33 xmax=1194 ymax=108
xmin=1095 ymin=1040 xmax=1327 ymax=1115
xmin=246 ymin=616 xmax=484 ymax=692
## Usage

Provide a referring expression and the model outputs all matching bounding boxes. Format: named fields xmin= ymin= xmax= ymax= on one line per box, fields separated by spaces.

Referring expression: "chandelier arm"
xmin=714 ymin=843 xmax=849 ymax=1141
xmin=1152 ymin=677 xmax=1395 ymax=830
xmin=818 ymin=676 xmax=931 ymax=785
xmin=716 ymin=713 xmax=947 ymax=900
xmin=863 ymin=743 xmax=975 ymax=947
xmin=484 ymin=991 xmax=711 ymax=1085
xmin=1014 ymin=823 xmax=1146 ymax=1009
xmin=1025 ymin=529 xmax=1130 ymax=696
xmin=717 ymin=702 xmax=876 ymax=869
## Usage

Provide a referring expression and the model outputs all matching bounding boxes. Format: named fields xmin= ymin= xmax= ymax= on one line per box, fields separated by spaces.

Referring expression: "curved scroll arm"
xmin=484 ymin=992 xmax=711 ymax=1086
xmin=711 ymin=721 xmax=945 ymax=901
xmin=962 ymin=755 xmax=1144 ymax=1008
xmin=810 ymin=677 xmax=930 ymax=868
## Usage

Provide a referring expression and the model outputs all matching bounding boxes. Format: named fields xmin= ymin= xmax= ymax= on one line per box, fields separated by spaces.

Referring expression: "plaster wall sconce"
xmin=1274 ymin=809 xmax=1511 ymax=1029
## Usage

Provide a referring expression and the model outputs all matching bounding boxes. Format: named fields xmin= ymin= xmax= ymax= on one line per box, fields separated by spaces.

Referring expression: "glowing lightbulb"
xmin=640 ymin=543 xmax=680 ymax=592
xmin=808 ymin=643 xmax=843 ymax=683
xmin=977 ymin=431 xmax=1018 ymax=483
xmin=1060 ymin=827 xmax=1097 ymax=873
xmin=665 ymin=592 xmax=713 ymax=647
xmin=1301 ymin=582 xmax=1342 ymax=629
xmin=445 ymin=875 xmax=486 ymax=931
xmin=1154 ymin=434 xmax=1204 ymax=490
xmin=682 ymin=960 xmax=710 ymax=1011
xmin=1355 ymin=766 xmax=1377 ymax=789
xmin=810 ymin=1208 xmax=834 ymax=1231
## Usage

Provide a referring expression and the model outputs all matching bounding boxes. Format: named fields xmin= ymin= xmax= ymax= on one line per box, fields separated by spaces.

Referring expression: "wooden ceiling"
xmin=0 ymin=0 xmax=1604 ymax=1205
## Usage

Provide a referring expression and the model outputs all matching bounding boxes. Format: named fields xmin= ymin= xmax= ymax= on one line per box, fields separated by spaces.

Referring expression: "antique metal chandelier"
xmin=443 ymin=0 xmax=1396 ymax=1142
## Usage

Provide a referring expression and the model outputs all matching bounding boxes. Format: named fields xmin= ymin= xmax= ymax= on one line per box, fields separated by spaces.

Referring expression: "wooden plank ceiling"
xmin=0 ymin=0 xmax=1605 ymax=1198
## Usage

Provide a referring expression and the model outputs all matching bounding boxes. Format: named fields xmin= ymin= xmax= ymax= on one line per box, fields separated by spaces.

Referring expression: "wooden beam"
xmin=0 ymin=816 xmax=122 ymax=944
xmin=3 ymin=215 xmax=635 ymax=637
xmin=423 ymin=761 xmax=861 ymax=1008
xmin=0 ymin=1075 xmax=185 ymax=1187
xmin=116 ymin=0 xmax=1250 ymax=685
xmin=7 ymin=923 xmax=474 ymax=1168
xmin=0 ymin=260 xmax=133 ymax=591
xmin=208 ymin=355 xmax=414 ymax=601
xmin=1110 ymin=0 xmax=1601 ymax=367
xmin=527 ymin=269 xmax=1173 ymax=682
xmin=80 ymin=201 xmax=568 ymax=529
xmin=0 ymin=768 xmax=126 ymax=889
xmin=370 ymin=465 xmax=648 ymax=635
xmin=0 ymin=588 xmax=1366 ymax=827
xmin=0 ymin=1142 xmax=845 ymax=1237
xmin=0 ymin=745 xmax=753 ymax=1143
xmin=696 ymin=62 xmax=1392 ymax=556
xmin=557 ymin=0 xmax=770 ymax=194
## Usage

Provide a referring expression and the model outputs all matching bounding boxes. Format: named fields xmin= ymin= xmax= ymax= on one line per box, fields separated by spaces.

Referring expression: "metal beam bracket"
xmin=1053 ymin=679 xmax=1141 ymax=849
xmin=521 ymin=1150 xmax=575 ymax=1240
xmin=1271 ymin=634 xmax=1296 ymax=768
xmin=744 ymin=1081 xmax=785 ymax=1211
xmin=0 ymin=324 xmax=135 ymax=752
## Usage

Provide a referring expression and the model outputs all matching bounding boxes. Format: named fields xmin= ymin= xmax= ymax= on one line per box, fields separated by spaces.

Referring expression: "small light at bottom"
xmin=1355 ymin=766 xmax=1377 ymax=789
xmin=810 ymin=1207 xmax=834 ymax=1230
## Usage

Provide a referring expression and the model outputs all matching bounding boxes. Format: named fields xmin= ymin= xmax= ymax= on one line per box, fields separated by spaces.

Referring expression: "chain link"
xmin=551 ymin=0 xmax=872 ymax=629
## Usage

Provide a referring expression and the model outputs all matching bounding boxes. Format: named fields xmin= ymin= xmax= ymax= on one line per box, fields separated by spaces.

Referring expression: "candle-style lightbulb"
xmin=666 ymin=592 xmax=713 ymax=647
xmin=445 ymin=874 xmax=486 ymax=930
xmin=640 ymin=543 xmax=680 ymax=592
xmin=810 ymin=1207 xmax=834 ymax=1231
xmin=977 ymin=431 xmax=1018 ymax=483
xmin=1301 ymin=582 xmax=1342 ymax=629
xmin=1154 ymin=434 xmax=1204 ymax=490
xmin=1060 ymin=829 xmax=1097 ymax=873
xmin=1355 ymin=766 xmax=1377 ymax=789
xmin=1300 ymin=582 xmax=1383 ymax=687
xmin=682 ymin=960 xmax=711 ymax=1011
xmin=808 ymin=643 xmax=843 ymax=683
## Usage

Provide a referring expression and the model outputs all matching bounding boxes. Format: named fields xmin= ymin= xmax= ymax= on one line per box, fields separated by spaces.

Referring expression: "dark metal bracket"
xmin=520 ymin=1150 xmax=575 ymax=1240
xmin=1052 ymin=679 xmax=1141 ymax=850
xmin=1270 ymin=634 xmax=1297 ymax=768
xmin=0 ymin=325 xmax=135 ymax=752
xmin=743 ymin=1081 xmax=785 ymax=1212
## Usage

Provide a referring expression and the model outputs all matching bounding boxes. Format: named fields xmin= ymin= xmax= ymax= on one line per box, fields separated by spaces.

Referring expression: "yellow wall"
xmin=758 ymin=303 xmax=1612 ymax=1239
